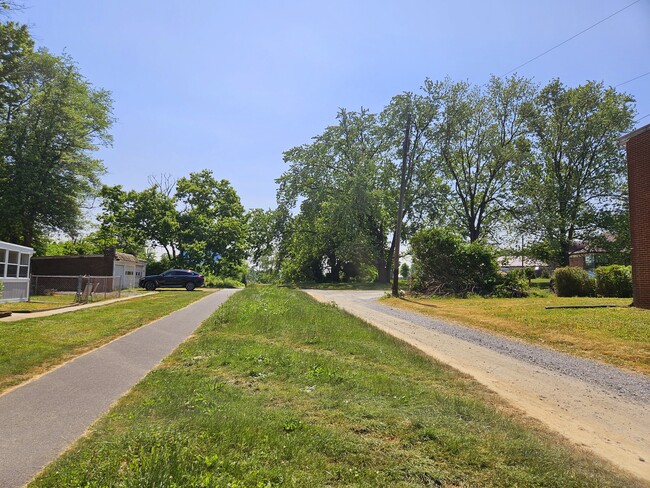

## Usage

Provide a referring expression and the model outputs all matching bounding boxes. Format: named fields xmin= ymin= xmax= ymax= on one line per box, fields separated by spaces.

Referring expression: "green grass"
xmin=385 ymin=294 xmax=649 ymax=374
xmin=0 ymin=291 xmax=207 ymax=392
xmin=530 ymin=277 xmax=551 ymax=289
xmin=0 ymin=294 xmax=77 ymax=312
xmin=0 ymin=291 xmax=150 ymax=312
xmin=31 ymin=287 xmax=640 ymax=487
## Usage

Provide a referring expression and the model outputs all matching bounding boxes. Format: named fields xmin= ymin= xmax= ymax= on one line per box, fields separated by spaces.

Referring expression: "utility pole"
xmin=392 ymin=113 xmax=411 ymax=297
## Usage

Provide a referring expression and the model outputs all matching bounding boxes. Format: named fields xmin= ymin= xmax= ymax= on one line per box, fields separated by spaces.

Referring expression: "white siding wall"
xmin=0 ymin=241 xmax=34 ymax=303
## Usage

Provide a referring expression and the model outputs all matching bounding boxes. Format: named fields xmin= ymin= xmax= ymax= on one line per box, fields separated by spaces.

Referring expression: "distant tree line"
xmin=0 ymin=20 xmax=248 ymax=280
xmin=250 ymin=76 xmax=635 ymax=283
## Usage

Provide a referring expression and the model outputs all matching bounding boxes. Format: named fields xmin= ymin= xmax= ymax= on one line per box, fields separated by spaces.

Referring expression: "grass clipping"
xmin=32 ymin=287 xmax=641 ymax=487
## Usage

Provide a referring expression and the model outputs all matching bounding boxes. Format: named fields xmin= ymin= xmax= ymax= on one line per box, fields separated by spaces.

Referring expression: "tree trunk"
xmin=392 ymin=113 xmax=411 ymax=297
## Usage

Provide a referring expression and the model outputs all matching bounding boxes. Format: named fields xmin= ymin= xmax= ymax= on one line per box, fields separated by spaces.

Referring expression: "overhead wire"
xmin=616 ymin=71 xmax=650 ymax=87
xmin=503 ymin=0 xmax=642 ymax=76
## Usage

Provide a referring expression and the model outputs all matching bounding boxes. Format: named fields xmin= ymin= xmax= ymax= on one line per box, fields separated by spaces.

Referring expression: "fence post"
xmin=75 ymin=275 xmax=83 ymax=303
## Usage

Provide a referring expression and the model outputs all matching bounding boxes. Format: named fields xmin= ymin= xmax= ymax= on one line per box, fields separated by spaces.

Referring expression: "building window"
xmin=0 ymin=249 xmax=5 ymax=278
xmin=6 ymin=251 xmax=19 ymax=278
xmin=19 ymin=253 xmax=29 ymax=278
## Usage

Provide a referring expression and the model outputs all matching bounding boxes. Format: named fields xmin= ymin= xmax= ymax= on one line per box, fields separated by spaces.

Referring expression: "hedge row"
xmin=552 ymin=265 xmax=632 ymax=298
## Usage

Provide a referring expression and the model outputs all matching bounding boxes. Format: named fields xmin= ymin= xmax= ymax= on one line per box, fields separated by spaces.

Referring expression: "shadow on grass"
xmin=396 ymin=296 xmax=439 ymax=308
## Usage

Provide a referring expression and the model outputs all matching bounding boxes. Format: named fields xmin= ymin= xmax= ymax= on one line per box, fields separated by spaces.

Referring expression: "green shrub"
xmin=552 ymin=267 xmax=596 ymax=297
xmin=203 ymin=275 xmax=244 ymax=288
xmin=595 ymin=265 xmax=632 ymax=298
xmin=493 ymin=269 xmax=530 ymax=298
xmin=523 ymin=267 xmax=536 ymax=283
xmin=410 ymin=228 xmax=499 ymax=296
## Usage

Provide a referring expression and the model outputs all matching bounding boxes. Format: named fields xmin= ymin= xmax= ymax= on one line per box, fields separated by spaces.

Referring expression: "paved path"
xmin=0 ymin=288 xmax=239 ymax=487
xmin=305 ymin=289 xmax=650 ymax=482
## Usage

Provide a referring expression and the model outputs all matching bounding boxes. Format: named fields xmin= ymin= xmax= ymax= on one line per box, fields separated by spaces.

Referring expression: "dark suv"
xmin=139 ymin=269 xmax=205 ymax=291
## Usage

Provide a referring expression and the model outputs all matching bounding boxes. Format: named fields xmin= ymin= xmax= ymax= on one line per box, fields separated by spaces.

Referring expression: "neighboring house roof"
xmin=569 ymin=248 xmax=607 ymax=256
xmin=0 ymin=240 xmax=34 ymax=253
xmin=497 ymin=256 xmax=549 ymax=268
xmin=115 ymin=252 xmax=145 ymax=264
xmin=33 ymin=252 xmax=145 ymax=264
xmin=618 ymin=122 xmax=650 ymax=145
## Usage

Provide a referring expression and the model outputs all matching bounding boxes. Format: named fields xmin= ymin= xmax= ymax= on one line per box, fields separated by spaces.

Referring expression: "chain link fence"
xmin=30 ymin=275 xmax=122 ymax=304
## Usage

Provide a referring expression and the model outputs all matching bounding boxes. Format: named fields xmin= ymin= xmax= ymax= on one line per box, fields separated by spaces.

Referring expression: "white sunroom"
xmin=0 ymin=241 xmax=34 ymax=303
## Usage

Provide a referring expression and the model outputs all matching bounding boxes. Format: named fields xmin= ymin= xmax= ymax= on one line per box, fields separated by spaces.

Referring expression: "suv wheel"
xmin=144 ymin=281 xmax=156 ymax=291
xmin=185 ymin=282 xmax=196 ymax=291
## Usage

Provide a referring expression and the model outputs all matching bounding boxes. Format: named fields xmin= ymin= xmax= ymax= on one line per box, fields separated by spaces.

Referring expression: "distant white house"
xmin=0 ymin=241 xmax=34 ymax=303
xmin=497 ymin=255 xmax=550 ymax=276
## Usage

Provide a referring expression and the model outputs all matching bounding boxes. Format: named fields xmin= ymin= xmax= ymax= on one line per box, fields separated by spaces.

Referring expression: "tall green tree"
xmin=96 ymin=185 xmax=148 ymax=255
xmin=425 ymin=75 xmax=535 ymax=242
xmin=0 ymin=22 xmax=113 ymax=249
xmin=246 ymin=206 xmax=289 ymax=271
xmin=175 ymin=169 xmax=247 ymax=277
xmin=380 ymin=92 xmax=448 ymax=283
xmin=519 ymin=80 xmax=635 ymax=265
xmin=278 ymin=108 xmax=389 ymax=282
xmin=277 ymin=99 xmax=447 ymax=283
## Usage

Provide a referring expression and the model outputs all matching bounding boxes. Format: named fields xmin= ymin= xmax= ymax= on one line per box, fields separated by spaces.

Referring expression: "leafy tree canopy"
xmin=0 ymin=21 xmax=113 ymax=251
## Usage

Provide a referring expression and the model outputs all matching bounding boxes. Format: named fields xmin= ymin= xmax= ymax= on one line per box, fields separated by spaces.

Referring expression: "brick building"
xmin=620 ymin=123 xmax=650 ymax=308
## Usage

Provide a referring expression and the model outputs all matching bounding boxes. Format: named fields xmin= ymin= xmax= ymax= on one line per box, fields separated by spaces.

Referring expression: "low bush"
xmin=523 ymin=267 xmax=536 ymax=283
xmin=595 ymin=265 xmax=632 ymax=298
xmin=552 ymin=267 xmax=596 ymax=297
xmin=203 ymin=275 xmax=244 ymax=288
xmin=493 ymin=269 xmax=530 ymax=298
xmin=410 ymin=228 xmax=499 ymax=296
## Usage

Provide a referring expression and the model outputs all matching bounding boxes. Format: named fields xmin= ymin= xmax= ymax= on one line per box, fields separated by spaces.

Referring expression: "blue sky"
xmin=13 ymin=0 xmax=650 ymax=211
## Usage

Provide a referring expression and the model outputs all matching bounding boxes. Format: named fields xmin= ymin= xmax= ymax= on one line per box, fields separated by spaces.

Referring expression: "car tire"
xmin=185 ymin=282 xmax=196 ymax=291
xmin=144 ymin=281 xmax=156 ymax=291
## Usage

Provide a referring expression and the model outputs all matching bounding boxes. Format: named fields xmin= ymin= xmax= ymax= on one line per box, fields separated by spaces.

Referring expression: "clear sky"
xmin=12 ymin=0 xmax=650 ymax=211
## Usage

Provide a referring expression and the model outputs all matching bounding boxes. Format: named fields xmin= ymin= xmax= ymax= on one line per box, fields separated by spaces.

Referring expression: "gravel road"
xmin=361 ymin=296 xmax=650 ymax=404
xmin=305 ymin=289 xmax=650 ymax=483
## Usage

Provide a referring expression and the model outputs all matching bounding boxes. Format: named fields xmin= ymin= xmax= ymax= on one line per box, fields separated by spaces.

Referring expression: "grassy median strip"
xmin=0 ymin=291 xmax=207 ymax=393
xmin=384 ymin=295 xmax=649 ymax=374
xmin=32 ymin=287 xmax=639 ymax=487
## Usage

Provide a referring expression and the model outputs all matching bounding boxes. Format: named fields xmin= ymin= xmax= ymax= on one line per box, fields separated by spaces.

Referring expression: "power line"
xmin=616 ymin=71 xmax=650 ymax=87
xmin=634 ymin=113 xmax=650 ymax=123
xmin=503 ymin=0 xmax=642 ymax=76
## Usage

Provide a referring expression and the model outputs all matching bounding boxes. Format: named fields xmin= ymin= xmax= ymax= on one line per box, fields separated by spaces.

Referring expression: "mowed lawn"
xmin=32 ymin=287 xmax=640 ymax=487
xmin=0 ymin=294 xmax=78 ymax=312
xmin=384 ymin=294 xmax=650 ymax=374
xmin=0 ymin=291 xmax=207 ymax=393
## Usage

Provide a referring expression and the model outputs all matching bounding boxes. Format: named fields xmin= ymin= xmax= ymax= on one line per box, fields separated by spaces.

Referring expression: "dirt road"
xmin=305 ymin=289 xmax=650 ymax=483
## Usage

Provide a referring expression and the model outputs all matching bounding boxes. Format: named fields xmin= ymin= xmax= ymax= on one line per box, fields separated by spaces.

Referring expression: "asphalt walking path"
xmin=0 ymin=288 xmax=239 ymax=488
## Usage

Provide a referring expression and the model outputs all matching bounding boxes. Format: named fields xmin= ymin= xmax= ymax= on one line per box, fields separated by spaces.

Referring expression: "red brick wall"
xmin=627 ymin=128 xmax=650 ymax=308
